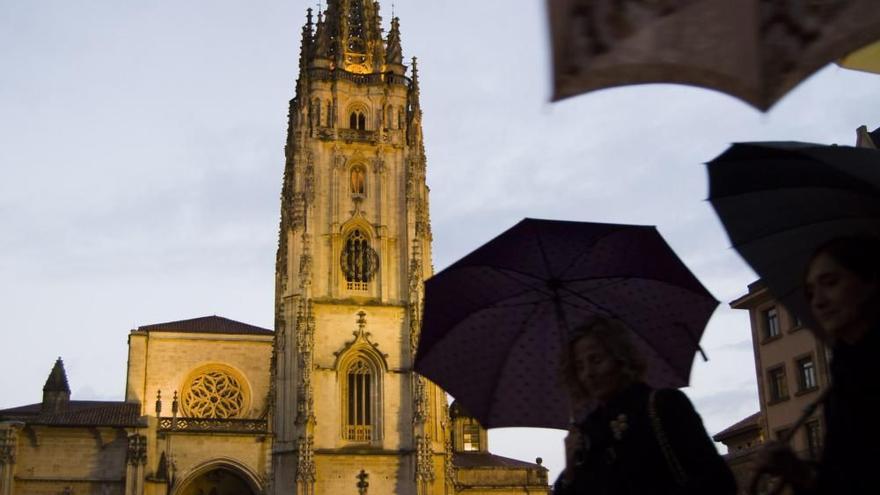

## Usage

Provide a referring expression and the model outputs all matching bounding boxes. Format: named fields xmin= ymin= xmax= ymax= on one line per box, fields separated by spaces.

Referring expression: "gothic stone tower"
xmin=272 ymin=2 xmax=449 ymax=494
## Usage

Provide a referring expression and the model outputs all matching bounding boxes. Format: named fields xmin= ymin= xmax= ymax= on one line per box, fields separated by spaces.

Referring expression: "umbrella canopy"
xmin=547 ymin=0 xmax=880 ymax=111
xmin=414 ymin=218 xmax=718 ymax=430
xmin=707 ymin=142 xmax=880 ymax=329
xmin=839 ymin=39 xmax=880 ymax=74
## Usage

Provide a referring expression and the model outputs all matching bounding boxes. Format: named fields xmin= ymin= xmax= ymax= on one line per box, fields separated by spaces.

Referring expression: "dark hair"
xmin=559 ymin=316 xmax=647 ymax=400
xmin=809 ymin=235 xmax=880 ymax=283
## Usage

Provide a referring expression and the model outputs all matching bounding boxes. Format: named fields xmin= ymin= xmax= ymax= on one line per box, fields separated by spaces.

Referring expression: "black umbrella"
xmin=414 ymin=218 xmax=718 ymax=430
xmin=707 ymin=142 xmax=880 ymax=329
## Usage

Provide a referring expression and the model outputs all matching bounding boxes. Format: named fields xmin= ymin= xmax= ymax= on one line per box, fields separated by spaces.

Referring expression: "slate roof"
xmin=453 ymin=452 xmax=544 ymax=470
xmin=0 ymin=400 xmax=143 ymax=427
xmin=713 ymin=412 xmax=761 ymax=442
xmin=138 ymin=316 xmax=272 ymax=336
xmin=871 ymin=126 xmax=880 ymax=146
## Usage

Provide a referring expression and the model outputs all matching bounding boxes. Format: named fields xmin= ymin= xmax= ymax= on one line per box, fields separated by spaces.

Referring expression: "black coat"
xmin=803 ymin=326 xmax=880 ymax=494
xmin=553 ymin=383 xmax=735 ymax=495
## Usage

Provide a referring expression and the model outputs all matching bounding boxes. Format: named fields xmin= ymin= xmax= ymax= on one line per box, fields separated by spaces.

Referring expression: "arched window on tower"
xmin=349 ymin=110 xmax=367 ymax=130
xmin=386 ymin=105 xmax=394 ymax=129
xmin=326 ymin=100 xmax=333 ymax=127
xmin=340 ymin=229 xmax=378 ymax=291
xmin=312 ymin=98 xmax=321 ymax=127
xmin=350 ymin=166 xmax=366 ymax=197
xmin=343 ymin=358 xmax=373 ymax=441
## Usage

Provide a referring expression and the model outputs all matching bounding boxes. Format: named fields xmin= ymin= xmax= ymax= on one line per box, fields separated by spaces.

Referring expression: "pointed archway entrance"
xmin=176 ymin=466 xmax=258 ymax=495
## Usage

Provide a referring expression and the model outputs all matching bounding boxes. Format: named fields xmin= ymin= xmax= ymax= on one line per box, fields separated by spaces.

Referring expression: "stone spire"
xmin=385 ymin=16 xmax=403 ymax=66
xmin=410 ymin=56 xmax=421 ymax=112
xmin=42 ymin=357 xmax=71 ymax=414
xmin=313 ymin=9 xmax=331 ymax=63
xmin=299 ymin=8 xmax=315 ymax=70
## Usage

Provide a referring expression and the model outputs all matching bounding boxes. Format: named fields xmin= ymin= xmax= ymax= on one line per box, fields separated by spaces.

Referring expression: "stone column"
xmin=0 ymin=422 xmax=22 ymax=495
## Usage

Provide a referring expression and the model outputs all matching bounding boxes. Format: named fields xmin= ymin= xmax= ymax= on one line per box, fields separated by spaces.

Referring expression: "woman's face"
xmin=806 ymin=252 xmax=878 ymax=343
xmin=571 ymin=336 xmax=626 ymax=403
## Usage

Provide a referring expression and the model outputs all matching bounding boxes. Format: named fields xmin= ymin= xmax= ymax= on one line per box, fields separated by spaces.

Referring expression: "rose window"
xmin=181 ymin=370 xmax=245 ymax=419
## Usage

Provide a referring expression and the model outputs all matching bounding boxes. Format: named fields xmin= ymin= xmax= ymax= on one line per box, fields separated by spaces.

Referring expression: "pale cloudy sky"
xmin=1 ymin=0 xmax=878 ymax=483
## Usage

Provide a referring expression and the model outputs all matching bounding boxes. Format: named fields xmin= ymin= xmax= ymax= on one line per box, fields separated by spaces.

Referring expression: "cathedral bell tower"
xmin=271 ymin=2 xmax=449 ymax=494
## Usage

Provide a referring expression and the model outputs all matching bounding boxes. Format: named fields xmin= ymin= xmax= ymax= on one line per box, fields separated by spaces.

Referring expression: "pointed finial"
xmin=357 ymin=311 xmax=367 ymax=332
xmin=155 ymin=390 xmax=162 ymax=416
xmin=307 ymin=7 xmax=314 ymax=28
xmin=171 ymin=391 xmax=179 ymax=417
xmin=385 ymin=16 xmax=403 ymax=66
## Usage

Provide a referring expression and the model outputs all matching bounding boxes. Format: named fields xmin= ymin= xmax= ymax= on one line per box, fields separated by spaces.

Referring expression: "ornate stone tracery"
xmin=126 ymin=435 xmax=147 ymax=466
xmin=182 ymin=368 xmax=248 ymax=419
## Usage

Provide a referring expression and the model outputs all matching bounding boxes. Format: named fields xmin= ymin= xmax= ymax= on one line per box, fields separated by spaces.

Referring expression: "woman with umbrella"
xmin=553 ymin=316 xmax=736 ymax=495
xmin=707 ymin=142 xmax=880 ymax=494
xmin=754 ymin=236 xmax=880 ymax=494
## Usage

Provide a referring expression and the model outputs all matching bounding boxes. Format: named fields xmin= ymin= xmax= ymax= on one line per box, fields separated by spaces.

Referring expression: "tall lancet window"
xmin=341 ymin=229 xmax=379 ymax=291
xmin=344 ymin=359 xmax=373 ymax=441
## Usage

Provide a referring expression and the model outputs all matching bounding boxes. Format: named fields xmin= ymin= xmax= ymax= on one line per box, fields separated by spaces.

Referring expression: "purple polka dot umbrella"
xmin=414 ymin=218 xmax=718 ymax=430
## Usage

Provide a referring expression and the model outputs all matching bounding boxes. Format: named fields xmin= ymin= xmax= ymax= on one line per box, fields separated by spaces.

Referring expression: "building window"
xmin=313 ymin=98 xmax=321 ymax=127
xmin=796 ymin=357 xmax=818 ymax=392
xmin=341 ymin=229 xmax=379 ymax=290
xmin=349 ymin=110 xmax=366 ymax=130
xmin=462 ymin=420 xmax=481 ymax=452
xmin=806 ymin=420 xmax=823 ymax=459
xmin=767 ymin=366 xmax=788 ymax=403
xmin=763 ymin=307 xmax=780 ymax=340
xmin=344 ymin=359 xmax=373 ymax=441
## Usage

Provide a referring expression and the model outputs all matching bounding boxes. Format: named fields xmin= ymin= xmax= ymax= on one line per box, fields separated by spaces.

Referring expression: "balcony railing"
xmin=158 ymin=417 xmax=267 ymax=434
xmin=338 ymin=128 xmax=377 ymax=143
xmin=307 ymin=68 xmax=410 ymax=88
xmin=345 ymin=425 xmax=373 ymax=442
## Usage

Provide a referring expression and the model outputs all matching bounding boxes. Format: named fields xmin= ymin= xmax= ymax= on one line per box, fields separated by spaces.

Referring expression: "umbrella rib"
xmin=534 ymin=226 xmax=558 ymax=280
xmin=554 ymin=227 xmax=627 ymax=279
xmin=479 ymin=265 xmax=556 ymax=298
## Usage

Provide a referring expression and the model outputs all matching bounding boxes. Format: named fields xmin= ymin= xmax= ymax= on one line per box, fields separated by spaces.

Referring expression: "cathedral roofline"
xmin=136 ymin=315 xmax=272 ymax=336
xmin=0 ymin=400 xmax=143 ymax=428
xmin=452 ymin=452 xmax=548 ymax=470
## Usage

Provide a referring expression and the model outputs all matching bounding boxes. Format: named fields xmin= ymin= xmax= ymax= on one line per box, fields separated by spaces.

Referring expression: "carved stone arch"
xmin=179 ymin=363 xmax=253 ymax=419
xmin=173 ymin=458 xmax=263 ymax=495
xmin=333 ymin=319 xmax=389 ymax=373
xmin=339 ymin=217 xmax=376 ymax=239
